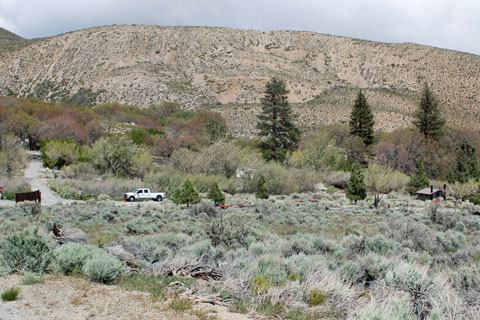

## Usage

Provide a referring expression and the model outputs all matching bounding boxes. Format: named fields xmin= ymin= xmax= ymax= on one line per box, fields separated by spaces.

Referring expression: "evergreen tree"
xmin=257 ymin=77 xmax=301 ymax=162
xmin=414 ymin=83 xmax=445 ymax=141
xmin=406 ymin=159 xmax=430 ymax=195
xmin=255 ymin=175 xmax=269 ymax=199
xmin=172 ymin=180 xmax=201 ymax=207
xmin=349 ymin=90 xmax=375 ymax=146
xmin=346 ymin=162 xmax=367 ymax=204
xmin=207 ymin=182 xmax=225 ymax=206
xmin=453 ymin=139 xmax=480 ymax=183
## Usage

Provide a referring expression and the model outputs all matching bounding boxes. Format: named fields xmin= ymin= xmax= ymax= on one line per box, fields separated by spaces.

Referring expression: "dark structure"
xmin=15 ymin=190 xmax=41 ymax=203
xmin=416 ymin=185 xmax=446 ymax=201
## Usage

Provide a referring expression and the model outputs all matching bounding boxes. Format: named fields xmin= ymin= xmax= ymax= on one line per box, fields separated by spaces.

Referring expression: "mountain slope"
xmin=0 ymin=25 xmax=479 ymax=135
xmin=0 ymin=27 xmax=30 ymax=52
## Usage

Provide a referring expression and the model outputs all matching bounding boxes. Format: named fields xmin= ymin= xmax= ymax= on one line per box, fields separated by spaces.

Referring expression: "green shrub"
xmin=168 ymin=298 xmax=194 ymax=311
xmin=20 ymin=273 xmax=44 ymax=285
xmin=54 ymin=243 xmax=102 ymax=275
xmin=308 ymin=289 xmax=330 ymax=306
xmin=0 ymin=229 xmax=52 ymax=274
xmin=288 ymin=273 xmax=300 ymax=281
xmin=83 ymin=251 xmax=125 ymax=284
xmin=125 ymin=219 xmax=154 ymax=235
xmin=1 ymin=287 xmax=20 ymax=301
xmin=251 ymin=275 xmax=271 ymax=295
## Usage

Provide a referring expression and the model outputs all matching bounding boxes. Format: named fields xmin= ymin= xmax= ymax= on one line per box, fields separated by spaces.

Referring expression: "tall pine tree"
xmin=349 ymin=90 xmax=375 ymax=146
xmin=346 ymin=162 xmax=367 ymax=204
xmin=257 ymin=77 xmax=301 ymax=162
xmin=414 ymin=83 xmax=445 ymax=141
xmin=406 ymin=158 xmax=430 ymax=195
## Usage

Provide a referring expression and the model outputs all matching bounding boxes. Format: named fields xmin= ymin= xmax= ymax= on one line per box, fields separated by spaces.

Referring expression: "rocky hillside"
xmin=0 ymin=25 xmax=479 ymax=135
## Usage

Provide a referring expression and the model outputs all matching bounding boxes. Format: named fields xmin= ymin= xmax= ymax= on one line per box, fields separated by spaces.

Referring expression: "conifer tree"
xmin=255 ymin=175 xmax=269 ymax=199
xmin=257 ymin=77 xmax=301 ymax=162
xmin=414 ymin=83 xmax=445 ymax=141
xmin=406 ymin=159 xmax=430 ymax=195
xmin=207 ymin=182 xmax=225 ymax=206
xmin=346 ymin=162 xmax=367 ymax=204
xmin=349 ymin=90 xmax=375 ymax=146
xmin=172 ymin=180 xmax=201 ymax=207
xmin=453 ymin=139 xmax=480 ymax=183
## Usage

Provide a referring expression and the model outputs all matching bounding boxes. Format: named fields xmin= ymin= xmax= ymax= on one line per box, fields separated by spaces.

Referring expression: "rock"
xmin=106 ymin=245 xmax=135 ymax=261
xmin=314 ymin=183 xmax=327 ymax=193
xmin=56 ymin=228 xmax=89 ymax=245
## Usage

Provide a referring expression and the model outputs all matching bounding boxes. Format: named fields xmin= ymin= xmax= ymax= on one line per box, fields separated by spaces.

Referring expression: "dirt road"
xmin=24 ymin=152 xmax=72 ymax=206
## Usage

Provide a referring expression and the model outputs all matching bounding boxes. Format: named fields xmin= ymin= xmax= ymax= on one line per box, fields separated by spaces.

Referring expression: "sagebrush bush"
xmin=0 ymin=229 xmax=52 ymax=274
xmin=20 ymin=272 xmax=44 ymax=285
xmin=54 ymin=243 xmax=102 ymax=275
xmin=125 ymin=219 xmax=154 ymax=235
xmin=83 ymin=251 xmax=125 ymax=284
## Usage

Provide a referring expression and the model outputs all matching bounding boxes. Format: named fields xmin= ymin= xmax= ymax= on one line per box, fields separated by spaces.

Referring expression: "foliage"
xmin=0 ymin=134 xmax=27 ymax=177
xmin=346 ymin=162 xmax=367 ymax=204
xmin=0 ymin=229 xmax=52 ymax=274
xmin=308 ymin=289 xmax=330 ymax=306
xmin=251 ymin=275 xmax=271 ymax=295
xmin=42 ymin=139 xmax=81 ymax=169
xmin=20 ymin=272 xmax=44 ymax=285
xmin=1 ymin=287 xmax=20 ymax=301
xmin=447 ymin=180 xmax=478 ymax=201
xmin=207 ymin=182 xmax=225 ymax=206
xmin=365 ymin=163 xmax=408 ymax=208
xmin=92 ymin=135 xmax=152 ymax=177
xmin=450 ymin=138 xmax=480 ymax=183
xmin=54 ymin=243 xmax=103 ymax=275
xmin=293 ymin=129 xmax=345 ymax=171
xmin=83 ymin=251 xmax=125 ymax=284
xmin=349 ymin=90 xmax=375 ymax=146
xmin=406 ymin=159 xmax=430 ymax=195
xmin=414 ymin=83 xmax=445 ymax=141
xmin=257 ymin=77 xmax=301 ymax=162
xmin=256 ymin=175 xmax=269 ymax=199
xmin=206 ymin=214 xmax=249 ymax=247
xmin=172 ymin=180 xmax=201 ymax=207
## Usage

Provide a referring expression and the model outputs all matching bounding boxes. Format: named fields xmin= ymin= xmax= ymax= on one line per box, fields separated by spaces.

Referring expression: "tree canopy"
xmin=349 ymin=90 xmax=375 ymax=146
xmin=414 ymin=84 xmax=445 ymax=141
xmin=257 ymin=77 xmax=301 ymax=162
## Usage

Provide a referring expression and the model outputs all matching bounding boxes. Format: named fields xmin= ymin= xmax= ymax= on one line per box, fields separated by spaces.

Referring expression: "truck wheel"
xmin=156 ymin=195 xmax=163 ymax=202
xmin=129 ymin=196 xmax=135 ymax=202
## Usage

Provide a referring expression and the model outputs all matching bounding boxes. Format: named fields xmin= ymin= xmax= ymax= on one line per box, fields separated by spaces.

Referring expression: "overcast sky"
xmin=0 ymin=0 xmax=479 ymax=55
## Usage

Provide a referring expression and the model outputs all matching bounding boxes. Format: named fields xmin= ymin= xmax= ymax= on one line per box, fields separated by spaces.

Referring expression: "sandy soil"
xmin=0 ymin=275 xmax=255 ymax=320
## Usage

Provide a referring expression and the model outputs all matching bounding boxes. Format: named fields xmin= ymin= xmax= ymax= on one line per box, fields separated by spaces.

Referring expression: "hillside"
xmin=0 ymin=27 xmax=30 ymax=52
xmin=0 ymin=25 xmax=479 ymax=135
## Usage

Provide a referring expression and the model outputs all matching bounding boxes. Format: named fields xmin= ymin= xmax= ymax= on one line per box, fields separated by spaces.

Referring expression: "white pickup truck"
xmin=124 ymin=188 xmax=166 ymax=202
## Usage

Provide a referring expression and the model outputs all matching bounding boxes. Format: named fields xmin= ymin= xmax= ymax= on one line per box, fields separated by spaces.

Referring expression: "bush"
xmin=125 ymin=219 xmax=154 ymax=235
xmin=20 ymin=273 xmax=44 ymax=285
xmin=258 ymin=163 xmax=299 ymax=195
xmin=308 ymin=289 xmax=329 ymax=306
xmin=54 ymin=243 xmax=102 ymax=275
xmin=83 ymin=251 xmax=125 ymax=284
xmin=1 ymin=287 xmax=20 ymax=301
xmin=0 ymin=229 xmax=52 ymax=274
xmin=251 ymin=275 xmax=271 ymax=295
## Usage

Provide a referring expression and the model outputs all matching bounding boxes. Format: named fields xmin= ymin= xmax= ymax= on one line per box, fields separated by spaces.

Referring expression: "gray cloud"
xmin=0 ymin=0 xmax=479 ymax=55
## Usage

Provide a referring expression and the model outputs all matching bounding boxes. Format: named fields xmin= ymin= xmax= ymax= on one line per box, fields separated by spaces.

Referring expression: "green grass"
xmin=116 ymin=274 xmax=167 ymax=301
xmin=169 ymin=297 xmax=194 ymax=311
xmin=1 ymin=287 xmax=20 ymax=301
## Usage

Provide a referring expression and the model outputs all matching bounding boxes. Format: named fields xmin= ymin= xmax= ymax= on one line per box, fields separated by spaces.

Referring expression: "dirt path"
xmin=24 ymin=152 xmax=72 ymax=206
xmin=0 ymin=275 xmax=255 ymax=320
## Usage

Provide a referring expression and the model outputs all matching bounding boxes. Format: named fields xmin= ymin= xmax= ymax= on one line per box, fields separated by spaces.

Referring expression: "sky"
xmin=0 ymin=0 xmax=479 ymax=55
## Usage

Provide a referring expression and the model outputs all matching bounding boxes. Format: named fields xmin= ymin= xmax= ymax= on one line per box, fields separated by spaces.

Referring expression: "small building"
xmin=416 ymin=185 xmax=446 ymax=201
